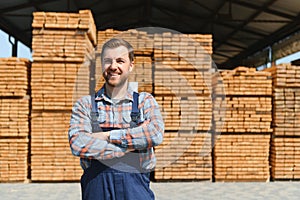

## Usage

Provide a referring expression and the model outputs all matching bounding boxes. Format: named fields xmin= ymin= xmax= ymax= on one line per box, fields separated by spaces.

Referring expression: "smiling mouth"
xmin=108 ymin=73 xmax=120 ymax=78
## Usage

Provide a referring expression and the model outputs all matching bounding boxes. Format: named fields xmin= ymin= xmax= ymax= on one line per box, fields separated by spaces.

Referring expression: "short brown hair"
xmin=101 ymin=38 xmax=134 ymax=62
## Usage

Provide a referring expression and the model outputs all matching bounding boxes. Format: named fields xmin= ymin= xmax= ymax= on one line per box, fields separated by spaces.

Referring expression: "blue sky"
xmin=0 ymin=29 xmax=32 ymax=60
xmin=0 ymin=28 xmax=298 ymax=67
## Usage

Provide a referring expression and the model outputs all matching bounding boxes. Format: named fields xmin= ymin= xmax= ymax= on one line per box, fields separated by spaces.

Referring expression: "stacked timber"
xmin=213 ymin=66 xmax=272 ymax=181
xmin=30 ymin=10 xmax=96 ymax=181
xmin=154 ymin=132 xmax=212 ymax=180
xmin=129 ymin=56 xmax=153 ymax=93
xmin=265 ymin=63 xmax=300 ymax=180
xmin=0 ymin=58 xmax=30 ymax=182
xmin=213 ymin=134 xmax=270 ymax=181
xmin=154 ymin=33 xmax=213 ymax=131
xmin=213 ymin=67 xmax=272 ymax=132
xmin=153 ymin=33 xmax=213 ymax=181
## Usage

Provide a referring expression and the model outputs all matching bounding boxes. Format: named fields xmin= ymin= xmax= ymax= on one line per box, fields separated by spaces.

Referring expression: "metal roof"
xmin=1 ymin=0 xmax=300 ymax=69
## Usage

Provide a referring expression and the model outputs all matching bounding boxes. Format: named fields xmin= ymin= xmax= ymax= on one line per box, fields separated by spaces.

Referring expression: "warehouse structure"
xmin=0 ymin=0 xmax=300 ymax=183
xmin=1 ymin=0 xmax=300 ymax=68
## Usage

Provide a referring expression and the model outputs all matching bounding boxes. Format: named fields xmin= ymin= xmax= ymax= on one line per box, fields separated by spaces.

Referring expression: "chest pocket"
xmin=122 ymin=112 xmax=131 ymax=123
xmin=123 ymin=108 xmax=145 ymax=128
xmin=97 ymin=110 xmax=106 ymax=124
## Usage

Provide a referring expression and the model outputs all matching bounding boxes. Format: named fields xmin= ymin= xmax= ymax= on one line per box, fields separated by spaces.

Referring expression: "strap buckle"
xmin=130 ymin=112 xmax=140 ymax=123
xmin=91 ymin=111 xmax=99 ymax=121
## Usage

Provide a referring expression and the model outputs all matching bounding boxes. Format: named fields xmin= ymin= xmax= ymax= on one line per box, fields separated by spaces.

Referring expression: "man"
xmin=68 ymin=38 xmax=164 ymax=200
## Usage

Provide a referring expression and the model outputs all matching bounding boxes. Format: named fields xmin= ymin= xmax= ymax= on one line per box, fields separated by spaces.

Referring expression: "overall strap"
xmin=91 ymin=93 xmax=99 ymax=133
xmin=89 ymin=58 xmax=99 ymax=133
xmin=130 ymin=92 xmax=140 ymax=127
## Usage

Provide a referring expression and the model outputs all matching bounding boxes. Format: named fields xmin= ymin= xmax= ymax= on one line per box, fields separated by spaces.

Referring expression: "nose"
xmin=110 ymin=60 xmax=118 ymax=70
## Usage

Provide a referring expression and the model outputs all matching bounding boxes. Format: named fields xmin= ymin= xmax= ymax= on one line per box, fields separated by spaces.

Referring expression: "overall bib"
xmin=80 ymin=92 xmax=155 ymax=200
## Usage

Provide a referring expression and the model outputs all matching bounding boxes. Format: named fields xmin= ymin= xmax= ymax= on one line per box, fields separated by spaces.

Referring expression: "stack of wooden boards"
xmin=2 ymin=9 xmax=300 ymax=183
xmin=153 ymin=32 xmax=213 ymax=180
xmin=265 ymin=64 xmax=300 ymax=179
xmin=213 ymin=67 xmax=272 ymax=181
xmin=0 ymin=58 xmax=30 ymax=182
xmin=30 ymin=10 xmax=97 ymax=181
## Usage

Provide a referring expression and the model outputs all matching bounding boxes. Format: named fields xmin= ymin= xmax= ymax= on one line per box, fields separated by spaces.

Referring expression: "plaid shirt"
xmin=68 ymin=85 xmax=164 ymax=171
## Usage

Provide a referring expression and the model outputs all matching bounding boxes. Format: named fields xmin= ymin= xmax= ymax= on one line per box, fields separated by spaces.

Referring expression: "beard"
xmin=103 ymin=71 xmax=129 ymax=88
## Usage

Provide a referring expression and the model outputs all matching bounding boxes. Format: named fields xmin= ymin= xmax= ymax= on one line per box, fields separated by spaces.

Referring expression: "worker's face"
xmin=101 ymin=46 xmax=134 ymax=88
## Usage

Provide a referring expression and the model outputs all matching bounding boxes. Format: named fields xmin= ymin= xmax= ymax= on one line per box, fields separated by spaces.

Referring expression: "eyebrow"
xmin=103 ymin=56 xmax=127 ymax=61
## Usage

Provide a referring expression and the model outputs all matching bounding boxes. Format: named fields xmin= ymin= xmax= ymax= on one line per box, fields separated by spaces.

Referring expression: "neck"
xmin=105 ymin=81 xmax=128 ymax=99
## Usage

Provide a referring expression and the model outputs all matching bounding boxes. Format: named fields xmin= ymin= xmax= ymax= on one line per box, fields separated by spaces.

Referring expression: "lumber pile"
xmin=271 ymin=137 xmax=300 ymax=179
xmin=155 ymin=132 xmax=212 ymax=180
xmin=97 ymin=29 xmax=153 ymax=55
xmin=153 ymin=32 xmax=213 ymax=180
xmin=265 ymin=64 xmax=300 ymax=88
xmin=272 ymin=87 xmax=300 ymax=136
xmin=129 ymin=56 xmax=153 ymax=93
xmin=265 ymin=63 xmax=300 ymax=180
xmin=0 ymin=58 xmax=30 ymax=96
xmin=0 ymin=138 xmax=29 ymax=182
xmin=213 ymin=67 xmax=272 ymax=133
xmin=213 ymin=66 xmax=272 ymax=181
xmin=31 ymin=62 xmax=89 ymax=110
xmin=0 ymin=97 xmax=30 ymax=137
xmin=214 ymin=67 xmax=272 ymax=96
xmin=5 ymin=9 xmax=300 ymax=183
xmin=30 ymin=112 xmax=82 ymax=181
xmin=217 ymin=96 xmax=272 ymax=132
xmin=155 ymin=96 xmax=212 ymax=131
xmin=214 ymin=134 xmax=270 ymax=181
xmin=31 ymin=10 xmax=94 ymax=109
xmin=153 ymin=33 xmax=213 ymax=131
xmin=0 ymin=58 xmax=30 ymax=182
xmin=30 ymin=10 xmax=96 ymax=181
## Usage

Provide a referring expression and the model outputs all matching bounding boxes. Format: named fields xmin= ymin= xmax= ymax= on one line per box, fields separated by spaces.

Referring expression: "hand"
xmin=125 ymin=149 xmax=136 ymax=153
xmin=91 ymin=132 xmax=110 ymax=141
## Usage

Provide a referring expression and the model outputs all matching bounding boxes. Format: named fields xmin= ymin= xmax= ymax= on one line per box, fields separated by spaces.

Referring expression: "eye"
xmin=103 ymin=58 xmax=112 ymax=65
xmin=116 ymin=58 xmax=125 ymax=64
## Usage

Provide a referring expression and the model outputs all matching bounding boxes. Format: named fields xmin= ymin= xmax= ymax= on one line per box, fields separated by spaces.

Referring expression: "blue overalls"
xmin=80 ymin=92 xmax=155 ymax=200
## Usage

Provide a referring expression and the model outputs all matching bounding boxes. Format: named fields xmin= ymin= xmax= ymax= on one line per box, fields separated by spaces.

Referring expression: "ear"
xmin=129 ymin=61 xmax=134 ymax=72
